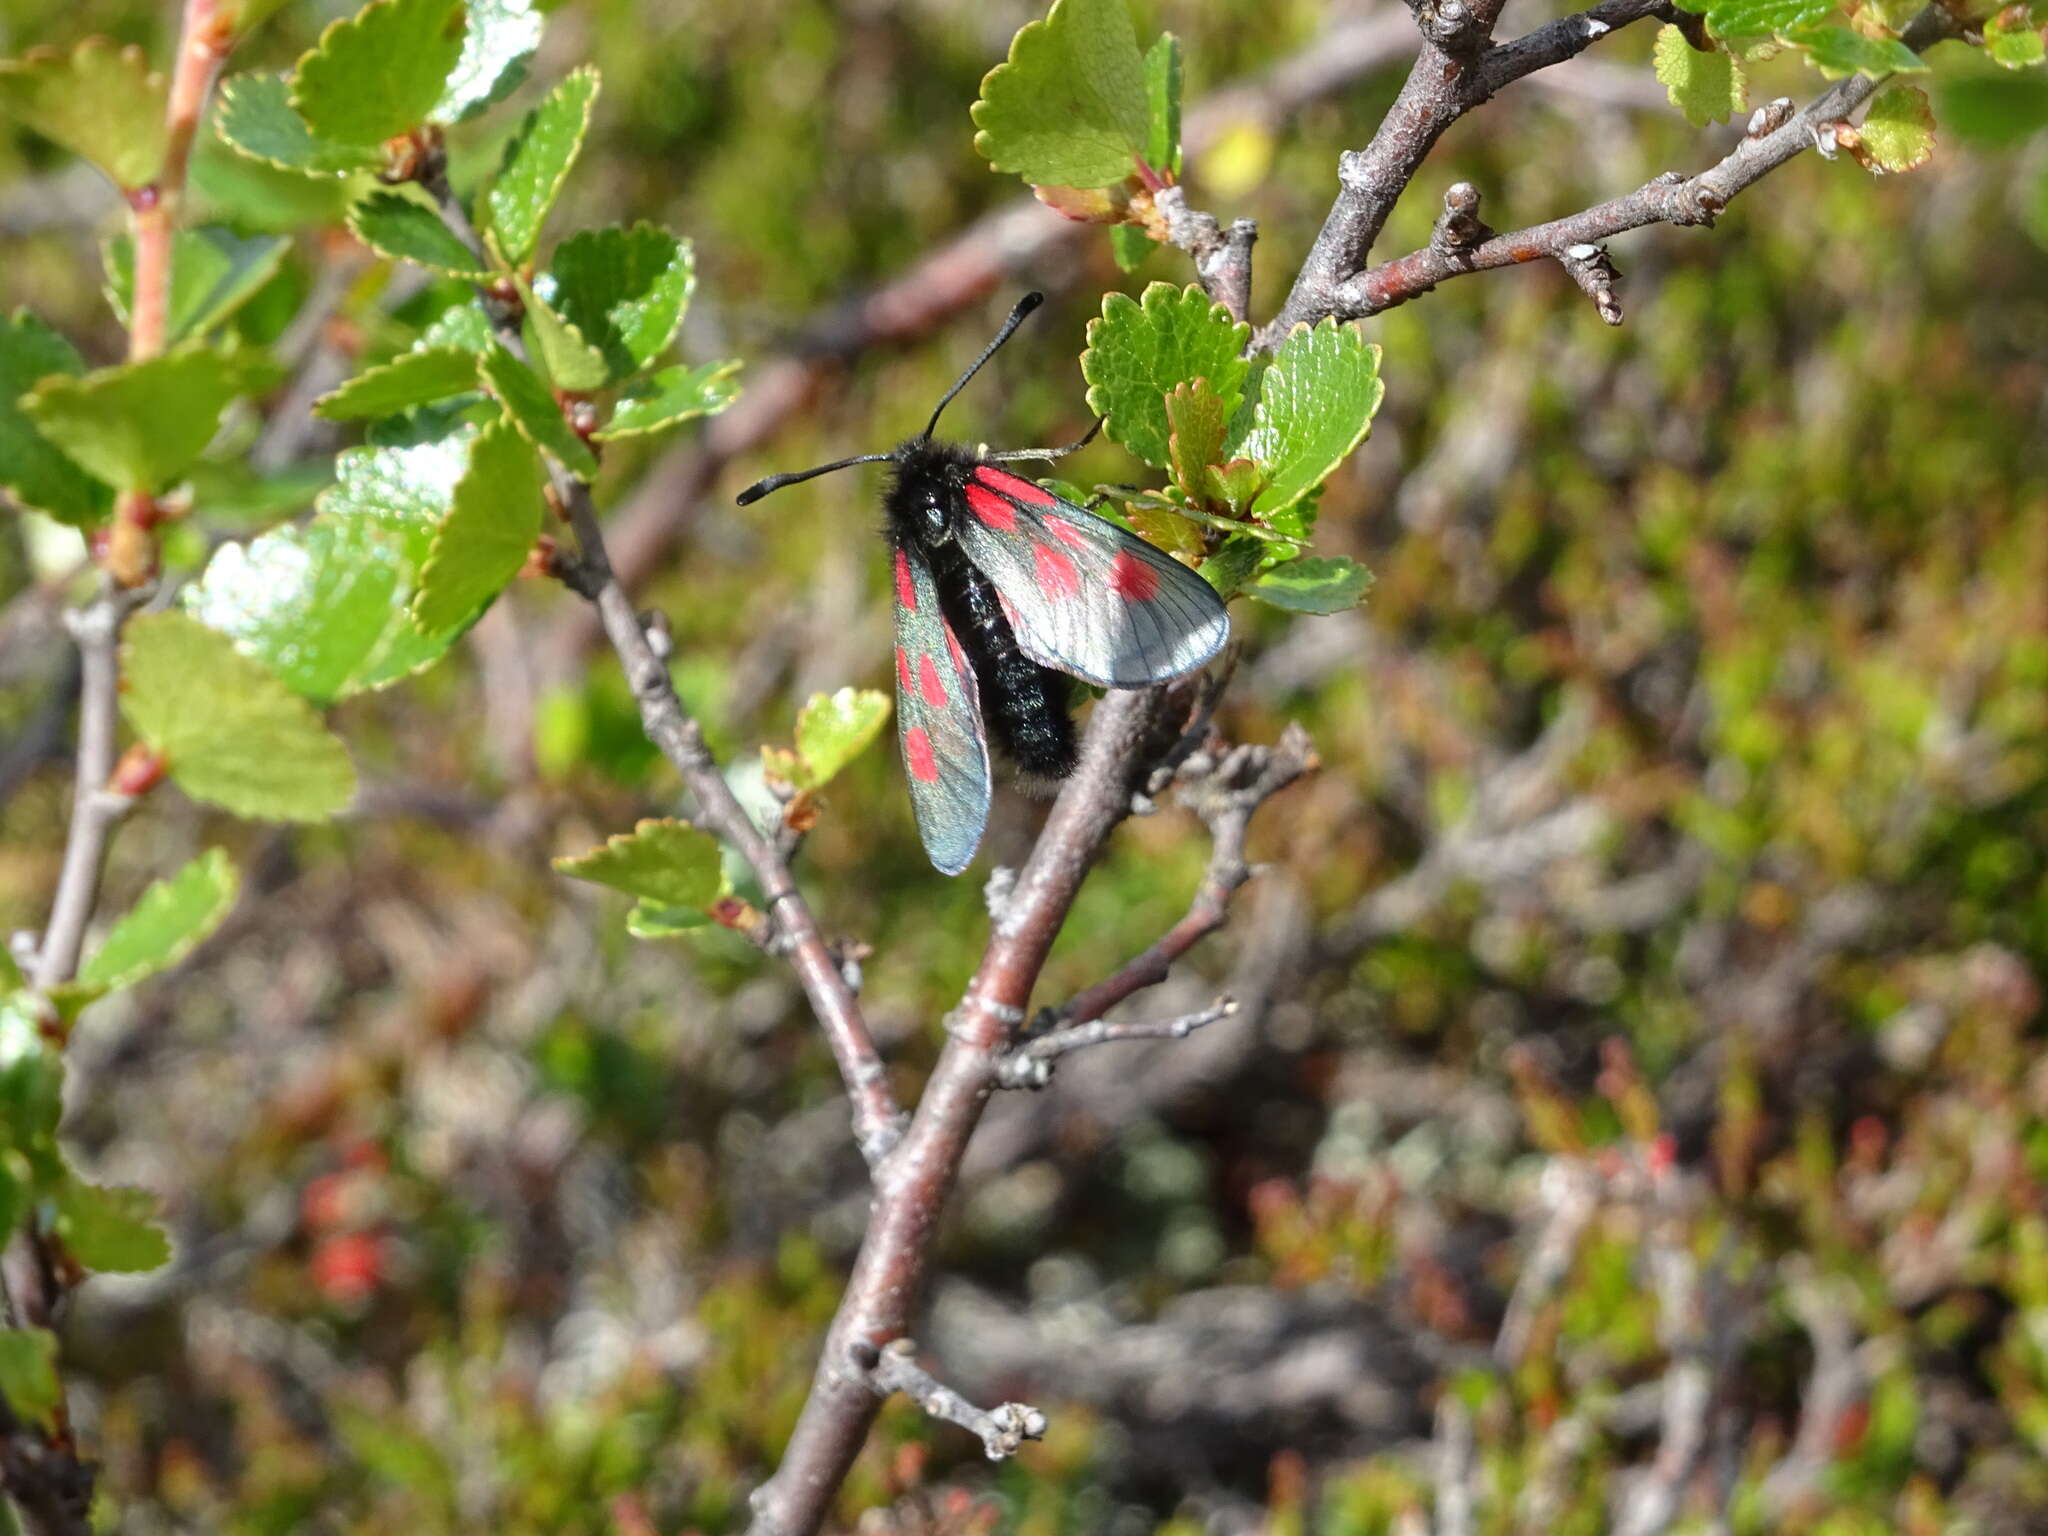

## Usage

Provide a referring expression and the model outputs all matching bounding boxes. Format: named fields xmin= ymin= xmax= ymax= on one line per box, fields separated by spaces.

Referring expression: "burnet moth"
xmin=737 ymin=293 xmax=1229 ymax=875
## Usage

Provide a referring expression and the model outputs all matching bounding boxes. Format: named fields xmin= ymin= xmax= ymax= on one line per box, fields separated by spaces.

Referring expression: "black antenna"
xmin=735 ymin=452 xmax=896 ymax=506
xmin=920 ymin=291 xmax=1044 ymax=442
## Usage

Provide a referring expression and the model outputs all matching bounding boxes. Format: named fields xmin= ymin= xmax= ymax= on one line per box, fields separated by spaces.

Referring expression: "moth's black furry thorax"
xmin=883 ymin=438 xmax=1078 ymax=780
xmin=882 ymin=437 xmax=981 ymax=548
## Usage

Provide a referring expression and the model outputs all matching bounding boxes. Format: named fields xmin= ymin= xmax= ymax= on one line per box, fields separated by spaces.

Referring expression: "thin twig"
xmin=1035 ymin=723 xmax=1315 ymax=1034
xmin=28 ymin=587 xmax=147 ymax=991
xmin=1264 ymin=0 xmax=1677 ymax=340
xmin=415 ymin=152 xmax=907 ymax=1166
xmin=1325 ymin=5 xmax=1958 ymax=323
xmin=863 ymin=1339 xmax=1046 ymax=1460
xmin=993 ymin=997 xmax=1238 ymax=1090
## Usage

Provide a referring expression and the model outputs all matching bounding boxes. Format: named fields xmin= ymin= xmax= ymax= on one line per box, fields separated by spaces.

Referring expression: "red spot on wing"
xmin=943 ymin=622 xmax=970 ymax=673
xmin=1042 ymin=515 xmax=1090 ymax=551
xmin=963 ymin=483 xmax=1016 ymax=531
xmin=894 ymin=549 xmax=917 ymax=611
xmin=1110 ymin=549 xmax=1161 ymax=602
xmin=1033 ymin=542 xmax=1080 ymax=601
xmin=918 ymin=653 xmax=949 ymax=707
xmin=896 ymin=647 xmax=913 ymax=691
xmin=904 ymin=726 xmax=940 ymax=783
xmin=976 ymin=467 xmax=1057 ymax=506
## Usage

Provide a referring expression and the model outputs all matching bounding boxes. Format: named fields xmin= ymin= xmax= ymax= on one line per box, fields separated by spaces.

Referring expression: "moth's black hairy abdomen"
xmin=931 ymin=546 xmax=1077 ymax=779
xmin=884 ymin=441 xmax=1078 ymax=781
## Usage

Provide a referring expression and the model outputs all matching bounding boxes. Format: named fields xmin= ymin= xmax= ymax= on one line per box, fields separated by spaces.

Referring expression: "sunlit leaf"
xmin=0 ymin=309 xmax=110 ymax=527
xmin=79 ymin=848 xmax=239 ymax=993
xmin=553 ymin=819 xmax=724 ymax=907
xmin=214 ymin=72 xmax=379 ymax=177
xmin=1233 ymin=319 xmax=1384 ymax=519
xmin=1081 ymin=283 xmax=1250 ymax=470
xmin=544 ymin=225 xmax=694 ymax=382
xmin=1248 ymin=554 xmax=1374 ymax=614
xmin=432 ymin=0 xmax=542 ymax=123
xmin=349 ymin=191 xmax=493 ymax=279
xmin=290 ymin=0 xmax=467 ymax=147
xmin=595 ymin=359 xmax=741 ymax=440
xmin=482 ymin=65 xmax=599 ymax=265
xmin=314 ymin=346 xmax=482 ymax=419
xmin=411 ymin=416 xmax=547 ymax=631
xmin=122 ymin=612 xmax=356 ymax=820
xmin=22 ymin=343 xmax=255 ymax=494
xmin=185 ymin=428 xmax=476 ymax=701
xmin=972 ymin=0 xmax=1152 ymax=188
xmin=53 ymin=1179 xmax=171 ymax=1273
xmin=478 ymin=341 xmax=597 ymax=476
xmin=1653 ymin=25 xmax=1747 ymax=124
xmin=102 ymin=227 xmax=292 ymax=342
xmin=0 ymin=38 xmax=166 ymax=188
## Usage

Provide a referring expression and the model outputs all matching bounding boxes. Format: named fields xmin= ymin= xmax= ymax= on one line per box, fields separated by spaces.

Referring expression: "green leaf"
xmin=1860 ymin=82 xmax=1936 ymax=170
xmin=290 ymin=0 xmax=467 ymax=147
xmin=121 ymin=611 xmax=357 ymax=820
xmin=595 ymin=359 xmax=742 ymax=440
xmin=789 ymin=687 xmax=891 ymax=790
xmin=1205 ymin=457 xmax=1266 ymax=518
xmin=1985 ymin=7 xmax=2045 ymax=68
xmin=1696 ymin=0 xmax=1832 ymax=37
xmin=1164 ymin=377 xmax=1231 ymax=502
xmin=52 ymin=1180 xmax=171 ymax=1273
xmin=544 ymin=225 xmax=694 ymax=383
xmin=1783 ymin=25 xmax=1928 ymax=77
xmin=478 ymin=342 xmax=598 ymax=477
xmin=349 ymin=191 xmax=492 ymax=279
xmin=971 ymin=0 xmax=1152 ymax=188
xmin=184 ymin=458 xmax=330 ymax=527
xmin=314 ymin=346 xmax=482 ymax=419
xmin=0 ymin=1329 xmax=61 ymax=1432
xmin=0 ymin=38 xmax=167 ymax=189
xmin=1081 ymin=283 xmax=1251 ymax=470
xmin=185 ymin=430 xmax=476 ymax=701
xmin=1201 ymin=533 xmax=1264 ymax=600
xmin=22 ymin=343 xmax=251 ymax=494
xmin=78 ymin=848 xmax=239 ymax=992
xmin=219 ymin=0 xmax=297 ymax=42
xmin=214 ymin=72 xmax=379 ymax=177
xmin=482 ymin=65 xmax=599 ymax=265
xmin=1249 ymin=554 xmax=1374 ymax=614
xmin=411 ymin=417 xmax=546 ymax=631
xmin=625 ymin=900 xmax=713 ymax=938
xmin=432 ymin=0 xmax=542 ymax=123
xmin=419 ymin=302 xmax=497 ymax=353
xmin=1107 ymin=226 xmax=1156 ymax=273
xmin=0 ymin=310 xmax=110 ymax=527
xmin=517 ymin=277 xmax=609 ymax=394
xmin=103 ymin=227 xmax=292 ymax=343
xmin=1142 ymin=32 xmax=1183 ymax=176
xmin=1653 ymin=25 xmax=1748 ymax=124
xmin=553 ymin=818 xmax=724 ymax=907
xmin=1235 ymin=320 xmax=1384 ymax=519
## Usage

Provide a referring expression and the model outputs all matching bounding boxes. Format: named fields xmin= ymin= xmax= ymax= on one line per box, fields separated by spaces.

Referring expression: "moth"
xmin=737 ymin=293 xmax=1229 ymax=874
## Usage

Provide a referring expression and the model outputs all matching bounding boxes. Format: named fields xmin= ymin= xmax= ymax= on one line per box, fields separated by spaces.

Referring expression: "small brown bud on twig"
xmin=107 ymin=744 xmax=167 ymax=799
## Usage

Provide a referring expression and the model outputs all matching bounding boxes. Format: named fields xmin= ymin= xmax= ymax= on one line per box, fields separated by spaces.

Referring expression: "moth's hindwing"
xmin=890 ymin=541 xmax=992 ymax=875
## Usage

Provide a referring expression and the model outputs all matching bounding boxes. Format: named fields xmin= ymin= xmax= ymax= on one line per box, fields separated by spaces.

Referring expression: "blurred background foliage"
xmin=3 ymin=0 xmax=2047 ymax=1530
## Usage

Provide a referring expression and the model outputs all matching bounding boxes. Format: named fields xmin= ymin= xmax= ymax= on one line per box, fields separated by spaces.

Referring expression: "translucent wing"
xmin=890 ymin=541 xmax=991 ymax=875
xmin=953 ymin=465 xmax=1229 ymax=687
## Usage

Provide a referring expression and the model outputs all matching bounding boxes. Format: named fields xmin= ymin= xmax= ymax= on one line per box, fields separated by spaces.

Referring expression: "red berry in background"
xmin=310 ymin=1232 xmax=385 ymax=1305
